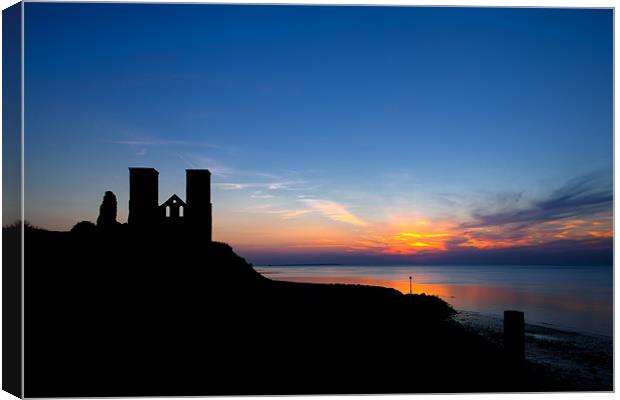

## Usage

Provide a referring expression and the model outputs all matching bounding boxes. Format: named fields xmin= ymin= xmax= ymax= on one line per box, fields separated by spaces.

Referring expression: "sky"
xmin=21 ymin=4 xmax=613 ymax=265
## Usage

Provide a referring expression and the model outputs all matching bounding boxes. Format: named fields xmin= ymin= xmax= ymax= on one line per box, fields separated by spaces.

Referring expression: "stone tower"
xmin=185 ymin=169 xmax=212 ymax=241
xmin=128 ymin=167 xmax=159 ymax=226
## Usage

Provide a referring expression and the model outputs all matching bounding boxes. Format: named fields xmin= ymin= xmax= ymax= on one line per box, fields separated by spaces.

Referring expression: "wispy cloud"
xmin=226 ymin=171 xmax=612 ymax=262
xmin=214 ymin=175 xmax=317 ymax=192
xmin=242 ymin=197 xmax=367 ymax=227
xmin=250 ymin=191 xmax=275 ymax=199
xmin=281 ymin=209 xmax=313 ymax=219
xmin=215 ymin=181 xmax=298 ymax=191
xmin=114 ymin=139 xmax=191 ymax=146
xmin=243 ymin=204 xmax=311 ymax=219
xmin=338 ymin=172 xmax=613 ymax=257
xmin=176 ymin=154 xmax=237 ymax=177
xmin=461 ymin=172 xmax=612 ymax=229
xmin=217 ymin=183 xmax=249 ymax=190
xmin=112 ymin=137 xmax=236 ymax=151
xmin=299 ymin=198 xmax=367 ymax=226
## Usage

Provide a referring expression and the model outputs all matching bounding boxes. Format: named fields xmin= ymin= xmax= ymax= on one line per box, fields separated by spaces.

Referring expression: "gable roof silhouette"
xmin=161 ymin=194 xmax=186 ymax=207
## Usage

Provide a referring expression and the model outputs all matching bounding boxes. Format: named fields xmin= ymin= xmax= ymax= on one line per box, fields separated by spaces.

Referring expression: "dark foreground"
xmin=10 ymin=225 xmax=611 ymax=397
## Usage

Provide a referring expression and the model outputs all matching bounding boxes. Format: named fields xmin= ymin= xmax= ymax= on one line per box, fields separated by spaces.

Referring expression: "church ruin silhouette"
xmin=128 ymin=167 xmax=212 ymax=241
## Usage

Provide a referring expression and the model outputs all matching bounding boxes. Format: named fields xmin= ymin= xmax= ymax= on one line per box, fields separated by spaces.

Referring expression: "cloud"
xmin=112 ymin=137 xmax=236 ymax=151
xmin=214 ymin=177 xmax=315 ymax=192
xmin=114 ymin=139 xmax=191 ymax=146
xmin=242 ymin=204 xmax=312 ymax=219
xmin=177 ymin=154 xmax=236 ymax=177
xmin=217 ymin=183 xmax=249 ymax=190
xmin=461 ymin=172 xmax=612 ymax=229
xmin=281 ymin=209 xmax=312 ymax=219
xmin=246 ymin=198 xmax=367 ymax=226
xmin=299 ymin=199 xmax=367 ymax=226
xmin=215 ymin=181 xmax=294 ymax=191
xmin=250 ymin=191 xmax=275 ymax=199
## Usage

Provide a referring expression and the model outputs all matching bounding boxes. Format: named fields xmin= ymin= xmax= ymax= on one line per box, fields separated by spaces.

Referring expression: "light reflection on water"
xmin=257 ymin=265 xmax=613 ymax=337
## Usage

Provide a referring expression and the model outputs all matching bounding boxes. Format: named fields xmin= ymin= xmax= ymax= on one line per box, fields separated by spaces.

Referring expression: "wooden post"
xmin=504 ymin=310 xmax=525 ymax=362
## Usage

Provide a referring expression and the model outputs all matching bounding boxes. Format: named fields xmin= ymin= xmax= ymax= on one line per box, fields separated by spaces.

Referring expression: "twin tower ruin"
xmin=128 ymin=167 xmax=212 ymax=241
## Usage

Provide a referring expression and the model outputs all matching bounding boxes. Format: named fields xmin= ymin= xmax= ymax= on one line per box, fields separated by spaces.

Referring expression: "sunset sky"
xmin=22 ymin=4 xmax=612 ymax=264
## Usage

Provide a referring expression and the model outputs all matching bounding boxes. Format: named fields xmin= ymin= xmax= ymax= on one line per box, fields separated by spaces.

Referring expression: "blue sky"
xmin=22 ymin=4 xmax=612 ymax=263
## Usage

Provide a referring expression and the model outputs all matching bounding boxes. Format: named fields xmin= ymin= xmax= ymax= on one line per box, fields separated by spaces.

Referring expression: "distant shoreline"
xmin=255 ymin=263 xmax=613 ymax=267
xmin=256 ymin=263 xmax=344 ymax=267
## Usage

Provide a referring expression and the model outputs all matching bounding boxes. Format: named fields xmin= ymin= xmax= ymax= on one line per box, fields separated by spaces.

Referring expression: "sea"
xmin=256 ymin=264 xmax=613 ymax=385
xmin=256 ymin=264 xmax=613 ymax=337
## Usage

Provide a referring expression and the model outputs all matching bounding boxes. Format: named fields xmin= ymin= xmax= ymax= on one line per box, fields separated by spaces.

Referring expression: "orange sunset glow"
xmin=216 ymin=205 xmax=612 ymax=260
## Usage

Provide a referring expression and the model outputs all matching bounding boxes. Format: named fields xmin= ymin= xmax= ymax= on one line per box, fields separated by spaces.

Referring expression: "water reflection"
xmin=258 ymin=265 xmax=612 ymax=336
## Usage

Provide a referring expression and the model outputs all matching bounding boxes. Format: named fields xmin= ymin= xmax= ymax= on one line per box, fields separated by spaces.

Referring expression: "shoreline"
xmin=453 ymin=308 xmax=613 ymax=338
xmin=257 ymin=264 xmax=613 ymax=338
xmin=453 ymin=310 xmax=613 ymax=390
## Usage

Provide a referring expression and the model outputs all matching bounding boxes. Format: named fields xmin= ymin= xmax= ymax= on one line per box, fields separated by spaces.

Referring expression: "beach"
xmin=454 ymin=310 xmax=612 ymax=389
xmin=258 ymin=264 xmax=613 ymax=389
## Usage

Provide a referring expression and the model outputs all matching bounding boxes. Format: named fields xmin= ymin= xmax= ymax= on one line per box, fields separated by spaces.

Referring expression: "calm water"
xmin=257 ymin=265 xmax=613 ymax=337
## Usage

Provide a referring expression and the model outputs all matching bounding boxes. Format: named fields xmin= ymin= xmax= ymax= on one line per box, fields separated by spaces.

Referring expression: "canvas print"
xmin=2 ymin=2 xmax=613 ymax=397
